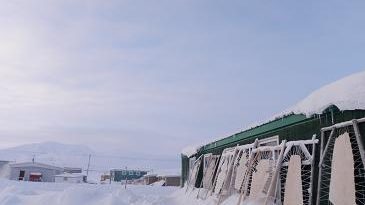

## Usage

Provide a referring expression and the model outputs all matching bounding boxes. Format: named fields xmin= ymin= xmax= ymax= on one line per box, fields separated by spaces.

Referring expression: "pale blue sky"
xmin=0 ymin=0 xmax=364 ymax=160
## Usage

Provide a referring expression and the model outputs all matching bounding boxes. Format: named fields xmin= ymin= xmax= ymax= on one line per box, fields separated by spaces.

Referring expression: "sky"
xmin=0 ymin=0 xmax=365 ymax=161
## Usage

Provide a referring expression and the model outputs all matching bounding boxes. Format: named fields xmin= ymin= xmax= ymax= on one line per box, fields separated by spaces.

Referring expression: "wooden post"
xmin=318 ymin=128 xmax=335 ymax=166
xmin=125 ymin=166 xmax=128 ymax=189
xmin=352 ymin=120 xmax=365 ymax=168
xmin=265 ymin=140 xmax=286 ymax=205
xmin=86 ymin=154 xmax=91 ymax=180
xmin=309 ymin=134 xmax=316 ymax=205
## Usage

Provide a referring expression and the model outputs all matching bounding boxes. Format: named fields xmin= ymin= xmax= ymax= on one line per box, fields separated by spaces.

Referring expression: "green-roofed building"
xmin=181 ymin=71 xmax=365 ymax=204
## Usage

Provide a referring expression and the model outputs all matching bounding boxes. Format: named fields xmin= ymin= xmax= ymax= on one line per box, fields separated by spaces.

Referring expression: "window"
xmin=259 ymin=135 xmax=279 ymax=146
xmin=129 ymin=170 xmax=134 ymax=175
xmin=136 ymin=171 xmax=140 ymax=176
xmin=122 ymin=170 xmax=127 ymax=175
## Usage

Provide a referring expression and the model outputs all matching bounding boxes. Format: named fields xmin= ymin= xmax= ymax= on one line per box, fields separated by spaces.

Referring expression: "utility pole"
xmin=125 ymin=166 xmax=128 ymax=189
xmin=86 ymin=154 xmax=91 ymax=179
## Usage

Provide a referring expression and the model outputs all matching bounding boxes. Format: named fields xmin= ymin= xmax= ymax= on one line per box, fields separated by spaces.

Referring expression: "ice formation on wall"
xmin=329 ymin=132 xmax=356 ymax=205
xmin=284 ymin=155 xmax=303 ymax=205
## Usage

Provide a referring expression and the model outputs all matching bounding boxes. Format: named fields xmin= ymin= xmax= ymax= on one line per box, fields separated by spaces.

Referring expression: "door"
xmin=18 ymin=170 xmax=25 ymax=180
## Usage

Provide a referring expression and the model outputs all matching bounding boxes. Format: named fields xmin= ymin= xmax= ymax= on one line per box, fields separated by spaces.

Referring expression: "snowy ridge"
xmin=280 ymin=70 xmax=365 ymax=117
xmin=0 ymin=179 xmax=178 ymax=205
xmin=0 ymin=141 xmax=95 ymax=168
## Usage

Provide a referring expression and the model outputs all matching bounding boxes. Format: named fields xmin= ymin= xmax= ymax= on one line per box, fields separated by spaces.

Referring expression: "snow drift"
xmin=282 ymin=71 xmax=365 ymax=117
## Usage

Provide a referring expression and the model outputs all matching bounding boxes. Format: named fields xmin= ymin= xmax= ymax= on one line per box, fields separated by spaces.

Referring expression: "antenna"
xmin=86 ymin=154 xmax=91 ymax=179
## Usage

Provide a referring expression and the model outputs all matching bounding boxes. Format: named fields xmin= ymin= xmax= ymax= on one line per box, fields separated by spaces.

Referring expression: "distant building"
xmin=9 ymin=162 xmax=64 ymax=182
xmin=55 ymin=173 xmax=86 ymax=183
xmin=110 ymin=169 xmax=148 ymax=182
xmin=141 ymin=174 xmax=159 ymax=185
xmin=0 ymin=160 xmax=11 ymax=167
xmin=64 ymin=167 xmax=82 ymax=174
xmin=158 ymin=175 xmax=181 ymax=186
xmin=100 ymin=173 xmax=111 ymax=183
xmin=0 ymin=160 xmax=12 ymax=178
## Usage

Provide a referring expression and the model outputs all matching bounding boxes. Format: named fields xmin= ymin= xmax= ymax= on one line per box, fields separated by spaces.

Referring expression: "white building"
xmin=9 ymin=162 xmax=64 ymax=182
xmin=55 ymin=173 xmax=86 ymax=183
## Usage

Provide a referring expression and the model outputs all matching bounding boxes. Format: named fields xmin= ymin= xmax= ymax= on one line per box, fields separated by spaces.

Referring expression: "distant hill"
xmin=0 ymin=141 xmax=95 ymax=169
xmin=0 ymin=141 xmax=180 ymax=181
xmin=3 ymin=141 xmax=95 ymax=156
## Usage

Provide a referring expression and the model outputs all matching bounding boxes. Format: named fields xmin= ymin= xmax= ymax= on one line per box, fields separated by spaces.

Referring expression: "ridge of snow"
xmin=4 ymin=141 xmax=95 ymax=156
xmin=280 ymin=70 xmax=365 ymax=117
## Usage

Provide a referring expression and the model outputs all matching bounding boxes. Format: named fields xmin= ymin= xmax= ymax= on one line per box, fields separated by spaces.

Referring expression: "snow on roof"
xmin=181 ymin=71 xmax=365 ymax=156
xmin=157 ymin=175 xmax=181 ymax=178
xmin=55 ymin=173 xmax=85 ymax=178
xmin=280 ymin=71 xmax=365 ymax=117
xmin=9 ymin=162 xmax=64 ymax=171
xmin=143 ymin=174 xmax=158 ymax=177
xmin=30 ymin=172 xmax=42 ymax=176
xmin=181 ymin=145 xmax=201 ymax=158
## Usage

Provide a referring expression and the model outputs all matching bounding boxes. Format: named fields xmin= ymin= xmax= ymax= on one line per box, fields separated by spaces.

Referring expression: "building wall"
xmin=55 ymin=176 xmax=83 ymax=183
xmin=0 ymin=161 xmax=11 ymax=179
xmin=144 ymin=176 xmax=158 ymax=185
xmin=64 ymin=167 xmax=82 ymax=174
xmin=10 ymin=167 xmax=63 ymax=182
xmin=111 ymin=170 xmax=148 ymax=182
xmin=163 ymin=176 xmax=181 ymax=186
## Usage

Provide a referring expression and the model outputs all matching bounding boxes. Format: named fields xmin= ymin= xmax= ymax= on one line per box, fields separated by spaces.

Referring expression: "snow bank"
xmin=0 ymin=179 xmax=277 ymax=205
xmin=282 ymin=71 xmax=365 ymax=117
xmin=0 ymin=179 xmax=177 ymax=205
xmin=170 ymin=188 xmax=270 ymax=205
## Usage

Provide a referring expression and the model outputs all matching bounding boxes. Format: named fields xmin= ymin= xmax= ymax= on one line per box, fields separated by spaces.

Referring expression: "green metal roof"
xmin=200 ymin=114 xmax=308 ymax=152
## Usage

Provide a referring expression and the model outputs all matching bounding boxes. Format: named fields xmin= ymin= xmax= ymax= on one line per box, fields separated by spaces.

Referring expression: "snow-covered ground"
xmin=0 ymin=179 xmax=251 ymax=205
xmin=0 ymin=179 xmax=242 ymax=205
xmin=0 ymin=179 xmax=179 ymax=205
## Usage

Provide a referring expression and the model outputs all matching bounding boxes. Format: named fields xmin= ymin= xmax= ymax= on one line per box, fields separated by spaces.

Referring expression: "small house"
xmin=142 ymin=174 xmax=158 ymax=185
xmin=158 ymin=175 xmax=181 ymax=187
xmin=100 ymin=173 xmax=111 ymax=183
xmin=9 ymin=162 xmax=64 ymax=182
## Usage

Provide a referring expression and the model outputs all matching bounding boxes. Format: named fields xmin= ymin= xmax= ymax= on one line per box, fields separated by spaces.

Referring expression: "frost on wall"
xmin=329 ymin=132 xmax=356 ymax=205
xmin=284 ymin=155 xmax=303 ymax=205
xmin=249 ymin=159 xmax=274 ymax=200
xmin=233 ymin=154 xmax=248 ymax=191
